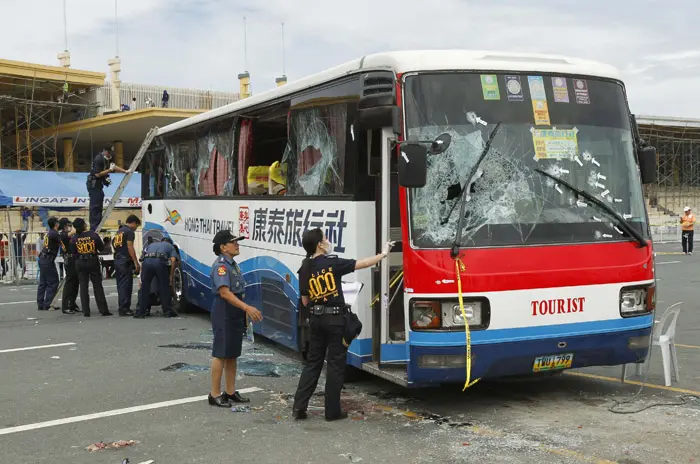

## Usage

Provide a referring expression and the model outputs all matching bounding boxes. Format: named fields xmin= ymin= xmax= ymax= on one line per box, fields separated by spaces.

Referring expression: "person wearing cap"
xmin=58 ymin=218 xmax=80 ymax=314
xmin=208 ymin=230 xmax=263 ymax=408
xmin=681 ymin=206 xmax=696 ymax=255
xmin=36 ymin=217 xmax=62 ymax=311
xmin=70 ymin=218 xmax=111 ymax=317
xmin=135 ymin=237 xmax=177 ymax=318
xmin=87 ymin=145 xmax=130 ymax=232
xmin=113 ymin=214 xmax=142 ymax=317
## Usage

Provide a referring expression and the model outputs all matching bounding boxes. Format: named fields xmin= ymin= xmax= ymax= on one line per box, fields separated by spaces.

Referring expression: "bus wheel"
xmin=172 ymin=262 xmax=194 ymax=313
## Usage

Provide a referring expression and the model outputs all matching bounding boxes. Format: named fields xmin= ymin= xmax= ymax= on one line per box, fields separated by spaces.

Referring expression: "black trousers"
xmin=115 ymin=256 xmax=134 ymax=313
xmin=76 ymin=258 xmax=109 ymax=315
xmin=61 ymin=257 xmax=80 ymax=312
xmin=88 ymin=187 xmax=104 ymax=232
xmin=293 ymin=314 xmax=348 ymax=418
xmin=137 ymin=260 xmax=173 ymax=317
xmin=682 ymin=230 xmax=694 ymax=253
xmin=37 ymin=255 xmax=59 ymax=310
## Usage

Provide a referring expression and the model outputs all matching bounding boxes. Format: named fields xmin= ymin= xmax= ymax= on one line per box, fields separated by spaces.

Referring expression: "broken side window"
xmin=283 ymin=104 xmax=346 ymax=196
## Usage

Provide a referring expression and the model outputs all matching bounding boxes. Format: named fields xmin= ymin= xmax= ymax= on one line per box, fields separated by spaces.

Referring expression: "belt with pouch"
xmin=310 ymin=305 xmax=349 ymax=316
xmin=39 ymin=252 xmax=56 ymax=259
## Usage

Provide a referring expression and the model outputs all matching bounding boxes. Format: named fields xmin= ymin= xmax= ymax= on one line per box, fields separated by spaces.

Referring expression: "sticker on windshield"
xmin=531 ymin=100 xmax=551 ymax=126
xmin=531 ymin=127 xmax=579 ymax=160
xmin=574 ymin=79 xmax=590 ymax=104
xmin=505 ymin=75 xmax=523 ymax=101
xmin=552 ymin=77 xmax=570 ymax=102
xmin=480 ymin=75 xmax=501 ymax=100
xmin=528 ymin=76 xmax=547 ymax=101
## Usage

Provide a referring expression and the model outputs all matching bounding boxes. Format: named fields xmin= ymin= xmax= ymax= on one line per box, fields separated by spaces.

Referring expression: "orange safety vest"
xmin=681 ymin=213 xmax=696 ymax=231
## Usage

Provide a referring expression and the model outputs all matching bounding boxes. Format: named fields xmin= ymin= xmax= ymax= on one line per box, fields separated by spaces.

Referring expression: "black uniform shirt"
xmin=113 ymin=225 xmax=135 ymax=259
xmin=70 ymin=231 xmax=104 ymax=257
xmin=90 ymin=153 xmax=110 ymax=188
xmin=42 ymin=229 xmax=61 ymax=256
xmin=59 ymin=231 xmax=72 ymax=257
xmin=299 ymin=255 xmax=357 ymax=307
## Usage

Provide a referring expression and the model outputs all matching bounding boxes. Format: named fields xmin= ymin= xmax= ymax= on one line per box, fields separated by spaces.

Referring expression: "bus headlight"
xmin=410 ymin=301 xmax=441 ymax=330
xmin=620 ymin=285 xmax=654 ymax=316
xmin=443 ymin=301 xmax=482 ymax=327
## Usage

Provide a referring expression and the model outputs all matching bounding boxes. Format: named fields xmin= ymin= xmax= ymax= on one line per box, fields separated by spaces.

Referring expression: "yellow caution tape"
xmin=455 ymin=257 xmax=480 ymax=391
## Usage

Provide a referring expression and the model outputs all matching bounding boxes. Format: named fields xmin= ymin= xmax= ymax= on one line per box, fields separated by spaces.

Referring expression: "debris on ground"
xmin=368 ymin=390 xmax=420 ymax=404
xmin=50 ymin=356 xmax=60 ymax=359
xmin=158 ymin=343 xmax=212 ymax=350
xmin=339 ymin=453 xmax=363 ymax=462
xmin=231 ymin=406 xmax=250 ymax=413
xmin=160 ymin=363 xmax=209 ymax=372
xmin=237 ymin=358 xmax=301 ymax=378
xmin=85 ymin=440 xmax=139 ymax=452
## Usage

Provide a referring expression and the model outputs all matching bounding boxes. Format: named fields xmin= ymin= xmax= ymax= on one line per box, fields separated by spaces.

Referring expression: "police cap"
xmin=212 ymin=230 xmax=244 ymax=248
xmin=58 ymin=217 xmax=72 ymax=229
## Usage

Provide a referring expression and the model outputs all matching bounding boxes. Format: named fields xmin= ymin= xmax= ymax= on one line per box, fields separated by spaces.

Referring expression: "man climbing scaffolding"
xmin=87 ymin=146 xmax=129 ymax=232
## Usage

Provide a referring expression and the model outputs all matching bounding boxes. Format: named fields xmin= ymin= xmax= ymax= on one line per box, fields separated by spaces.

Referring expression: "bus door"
xmin=374 ymin=127 xmax=407 ymax=368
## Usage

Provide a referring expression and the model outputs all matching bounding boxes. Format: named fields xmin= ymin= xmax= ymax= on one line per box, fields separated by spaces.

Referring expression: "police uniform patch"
xmin=217 ymin=265 xmax=227 ymax=276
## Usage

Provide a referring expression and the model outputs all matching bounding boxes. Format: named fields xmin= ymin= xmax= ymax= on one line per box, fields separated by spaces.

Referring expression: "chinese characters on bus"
xmin=250 ymin=207 xmax=347 ymax=253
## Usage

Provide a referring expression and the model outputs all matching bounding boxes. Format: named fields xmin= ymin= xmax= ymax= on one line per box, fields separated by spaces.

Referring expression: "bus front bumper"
xmin=406 ymin=326 xmax=652 ymax=386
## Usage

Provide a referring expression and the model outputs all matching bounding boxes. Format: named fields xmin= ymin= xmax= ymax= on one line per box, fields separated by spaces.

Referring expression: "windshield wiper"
xmin=534 ymin=168 xmax=647 ymax=248
xmin=445 ymin=122 xmax=502 ymax=258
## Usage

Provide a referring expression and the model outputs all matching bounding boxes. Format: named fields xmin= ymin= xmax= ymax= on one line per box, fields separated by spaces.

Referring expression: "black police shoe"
xmin=62 ymin=309 xmax=76 ymax=315
xmin=325 ymin=411 xmax=349 ymax=422
xmin=225 ymin=391 xmax=250 ymax=403
xmin=101 ymin=311 xmax=113 ymax=316
xmin=133 ymin=314 xmax=145 ymax=319
xmin=292 ymin=409 xmax=308 ymax=420
xmin=119 ymin=310 xmax=134 ymax=317
xmin=208 ymin=394 xmax=231 ymax=408
xmin=164 ymin=312 xmax=178 ymax=318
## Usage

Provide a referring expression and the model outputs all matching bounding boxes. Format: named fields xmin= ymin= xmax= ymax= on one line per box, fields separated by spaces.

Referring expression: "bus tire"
xmin=172 ymin=260 xmax=195 ymax=314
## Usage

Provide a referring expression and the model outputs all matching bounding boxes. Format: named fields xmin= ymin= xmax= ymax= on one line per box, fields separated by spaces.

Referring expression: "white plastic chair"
xmin=621 ymin=302 xmax=683 ymax=386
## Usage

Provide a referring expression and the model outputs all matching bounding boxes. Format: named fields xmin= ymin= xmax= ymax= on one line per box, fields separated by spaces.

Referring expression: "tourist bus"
xmin=138 ymin=50 xmax=658 ymax=387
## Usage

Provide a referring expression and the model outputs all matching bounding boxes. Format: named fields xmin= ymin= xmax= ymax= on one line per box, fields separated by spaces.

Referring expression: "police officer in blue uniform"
xmin=113 ymin=214 xmax=141 ymax=316
xmin=58 ymin=218 xmax=79 ymax=314
xmin=37 ymin=217 xmax=61 ymax=311
xmin=86 ymin=146 xmax=129 ymax=232
xmin=292 ymin=228 xmax=393 ymax=421
xmin=135 ymin=237 xmax=177 ymax=318
xmin=70 ymin=218 xmax=111 ymax=317
xmin=208 ymin=230 xmax=263 ymax=408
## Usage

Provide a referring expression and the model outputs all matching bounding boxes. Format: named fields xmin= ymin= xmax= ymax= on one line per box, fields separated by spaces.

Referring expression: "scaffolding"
xmin=639 ymin=120 xmax=700 ymax=216
xmin=0 ymin=73 xmax=99 ymax=171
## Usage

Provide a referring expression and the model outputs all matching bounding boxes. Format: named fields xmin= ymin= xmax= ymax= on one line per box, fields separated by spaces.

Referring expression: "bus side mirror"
xmin=638 ymin=145 xmax=657 ymax=184
xmin=398 ymin=144 xmax=428 ymax=188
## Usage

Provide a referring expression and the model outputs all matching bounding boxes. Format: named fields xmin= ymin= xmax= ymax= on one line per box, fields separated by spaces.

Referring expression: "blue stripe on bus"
xmin=409 ymin=315 xmax=653 ymax=347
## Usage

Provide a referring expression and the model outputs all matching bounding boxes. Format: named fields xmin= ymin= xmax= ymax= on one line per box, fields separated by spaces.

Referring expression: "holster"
xmin=342 ymin=311 xmax=363 ymax=348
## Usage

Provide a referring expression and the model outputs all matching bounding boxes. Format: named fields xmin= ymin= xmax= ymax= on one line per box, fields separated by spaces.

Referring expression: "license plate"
xmin=532 ymin=353 xmax=574 ymax=373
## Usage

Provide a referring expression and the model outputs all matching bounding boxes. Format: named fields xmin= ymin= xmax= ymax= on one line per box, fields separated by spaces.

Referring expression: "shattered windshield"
xmin=404 ymin=72 xmax=648 ymax=248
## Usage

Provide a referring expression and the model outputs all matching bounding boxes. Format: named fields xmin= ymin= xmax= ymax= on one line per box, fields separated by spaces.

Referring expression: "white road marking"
xmin=0 ymin=387 xmax=263 ymax=436
xmin=656 ymin=261 xmax=681 ymax=265
xmin=0 ymin=342 xmax=76 ymax=354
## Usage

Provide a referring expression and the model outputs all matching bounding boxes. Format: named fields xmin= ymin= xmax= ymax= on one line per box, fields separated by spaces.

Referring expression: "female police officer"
xmin=292 ymin=228 xmax=393 ymax=421
xmin=208 ymin=230 xmax=263 ymax=408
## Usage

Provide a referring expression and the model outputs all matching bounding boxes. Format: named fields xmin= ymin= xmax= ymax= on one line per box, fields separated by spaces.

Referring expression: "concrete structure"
xmin=0 ymin=56 xmax=241 ymax=173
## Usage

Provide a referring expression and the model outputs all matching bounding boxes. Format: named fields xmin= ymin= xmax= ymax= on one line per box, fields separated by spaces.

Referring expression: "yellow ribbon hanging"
xmin=455 ymin=257 xmax=480 ymax=391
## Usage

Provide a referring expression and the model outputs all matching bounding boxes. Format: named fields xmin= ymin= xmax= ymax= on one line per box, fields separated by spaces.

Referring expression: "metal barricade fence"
xmin=651 ymin=222 xmax=682 ymax=244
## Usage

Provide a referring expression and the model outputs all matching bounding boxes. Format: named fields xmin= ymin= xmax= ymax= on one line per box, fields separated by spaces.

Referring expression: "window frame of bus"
xmin=141 ymin=74 xmax=370 ymax=202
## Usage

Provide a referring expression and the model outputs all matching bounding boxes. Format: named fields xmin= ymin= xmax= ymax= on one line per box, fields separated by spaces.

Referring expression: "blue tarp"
xmin=0 ymin=170 xmax=141 ymax=209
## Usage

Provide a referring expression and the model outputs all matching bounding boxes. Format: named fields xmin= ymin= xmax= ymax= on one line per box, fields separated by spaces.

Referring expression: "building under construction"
xmin=638 ymin=115 xmax=700 ymax=223
xmin=0 ymin=59 xmax=104 ymax=171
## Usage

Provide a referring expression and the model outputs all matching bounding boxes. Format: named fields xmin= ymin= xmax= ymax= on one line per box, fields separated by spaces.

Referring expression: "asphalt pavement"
xmin=1 ymin=241 xmax=699 ymax=464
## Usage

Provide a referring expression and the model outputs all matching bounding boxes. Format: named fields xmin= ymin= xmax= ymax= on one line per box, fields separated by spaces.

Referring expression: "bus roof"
xmin=157 ymin=49 xmax=621 ymax=137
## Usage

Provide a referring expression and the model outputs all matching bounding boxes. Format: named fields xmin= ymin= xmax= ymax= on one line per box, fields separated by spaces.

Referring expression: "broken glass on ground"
xmin=158 ymin=343 xmax=212 ymax=350
xmin=160 ymin=363 xmax=209 ymax=372
xmin=160 ymin=358 xmax=301 ymax=377
xmin=85 ymin=440 xmax=139 ymax=452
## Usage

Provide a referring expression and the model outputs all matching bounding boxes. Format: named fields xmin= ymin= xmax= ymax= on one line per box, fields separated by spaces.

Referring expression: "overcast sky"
xmin=1 ymin=0 xmax=697 ymax=118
